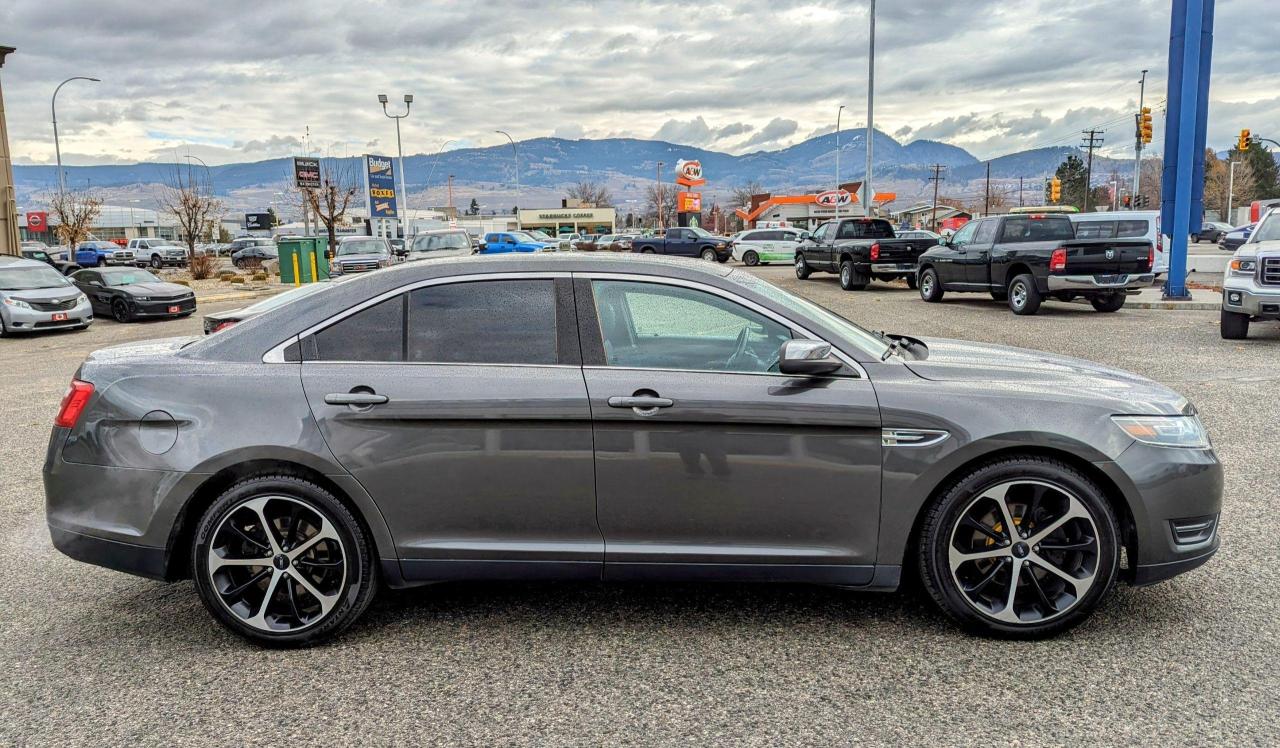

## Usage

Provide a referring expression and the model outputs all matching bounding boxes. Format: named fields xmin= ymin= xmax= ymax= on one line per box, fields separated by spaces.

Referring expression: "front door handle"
xmin=325 ymin=392 xmax=389 ymax=406
xmin=608 ymin=396 xmax=674 ymax=410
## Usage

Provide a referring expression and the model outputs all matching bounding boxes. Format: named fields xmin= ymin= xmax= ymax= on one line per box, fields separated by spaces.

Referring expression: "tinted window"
xmin=1074 ymin=220 xmax=1115 ymax=239
xmin=973 ymin=220 xmax=998 ymax=244
xmin=837 ymin=220 xmax=894 ymax=240
xmin=408 ymin=280 xmax=557 ymax=365
xmin=591 ymin=280 xmax=791 ymax=374
xmin=1116 ymin=220 xmax=1149 ymax=238
xmin=810 ymin=222 xmax=832 ymax=242
xmin=313 ymin=295 xmax=405 ymax=361
xmin=950 ymin=221 xmax=978 ymax=246
xmin=999 ymin=216 xmax=1074 ymax=242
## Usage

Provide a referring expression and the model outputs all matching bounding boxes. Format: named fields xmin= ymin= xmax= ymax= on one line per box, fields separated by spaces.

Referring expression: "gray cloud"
xmin=739 ymin=118 xmax=799 ymax=150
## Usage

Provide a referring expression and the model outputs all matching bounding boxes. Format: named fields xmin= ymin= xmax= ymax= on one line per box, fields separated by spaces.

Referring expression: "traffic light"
xmin=1049 ymin=177 xmax=1061 ymax=203
xmin=1139 ymin=107 xmax=1153 ymax=144
xmin=1238 ymin=129 xmax=1251 ymax=151
xmin=1123 ymin=195 xmax=1132 ymax=208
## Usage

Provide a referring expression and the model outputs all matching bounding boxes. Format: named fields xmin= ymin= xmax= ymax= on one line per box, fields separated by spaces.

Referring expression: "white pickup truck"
xmin=126 ymin=238 xmax=189 ymax=269
xmin=1221 ymin=207 xmax=1280 ymax=339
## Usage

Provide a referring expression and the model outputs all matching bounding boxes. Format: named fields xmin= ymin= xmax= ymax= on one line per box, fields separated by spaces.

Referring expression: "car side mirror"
xmin=797 ymin=233 xmax=809 ymax=241
xmin=778 ymin=339 xmax=842 ymax=376
xmin=938 ymin=236 xmax=949 ymax=246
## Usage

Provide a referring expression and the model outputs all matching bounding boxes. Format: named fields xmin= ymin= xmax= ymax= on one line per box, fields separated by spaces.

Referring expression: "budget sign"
xmin=365 ymin=155 xmax=398 ymax=219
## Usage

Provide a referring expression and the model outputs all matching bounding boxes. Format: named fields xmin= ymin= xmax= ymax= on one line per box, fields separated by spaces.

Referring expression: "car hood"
xmin=113 ymin=281 xmax=193 ymax=296
xmin=5 ymin=286 xmax=80 ymax=302
xmin=903 ymin=337 xmax=1190 ymax=415
xmin=1237 ymin=239 xmax=1280 ymax=257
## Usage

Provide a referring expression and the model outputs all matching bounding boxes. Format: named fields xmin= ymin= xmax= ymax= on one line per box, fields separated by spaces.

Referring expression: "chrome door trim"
xmin=881 ymin=429 xmax=950 ymax=447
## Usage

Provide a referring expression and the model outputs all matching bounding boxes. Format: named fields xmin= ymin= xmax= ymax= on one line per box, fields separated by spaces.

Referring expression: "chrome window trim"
xmin=881 ymin=429 xmax=950 ymax=447
xmin=261 ymin=271 xmax=571 ymax=364
xmin=575 ymin=271 xmax=869 ymax=379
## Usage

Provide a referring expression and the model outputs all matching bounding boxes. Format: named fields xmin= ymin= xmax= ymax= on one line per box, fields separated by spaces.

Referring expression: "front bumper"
xmin=1094 ymin=441 xmax=1223 ymax=586
xmin=1 ymin=300 xmax=93 ymax=333
xmin=1046 ymin=272 xmax=1155 ymax=292
xmin=129 ymin=297 xmax=196 ymax=318
xmin=1222 ymin=280 xmax=1280 ymax=318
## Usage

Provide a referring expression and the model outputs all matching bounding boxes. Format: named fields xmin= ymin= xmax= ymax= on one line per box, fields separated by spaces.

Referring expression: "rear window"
xmin=1115 ymin=220 xmax=1149 ymax=238
xmin=836 ymin=220 xmax=895 ymax=240
xmin=313 ymin=295 xmax=406 ymax=361
xmin=999 ymin=216 xmax=1074 ymax=243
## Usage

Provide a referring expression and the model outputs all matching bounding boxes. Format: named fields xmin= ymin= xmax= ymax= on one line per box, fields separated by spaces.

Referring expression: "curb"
xmin=195 ymin=288 xmax=284 ymax=304
xmin=1126 ymin=300 xmax=1221 ymax=311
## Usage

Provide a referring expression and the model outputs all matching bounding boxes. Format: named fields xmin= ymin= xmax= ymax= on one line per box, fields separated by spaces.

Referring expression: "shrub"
xmin=252 ymin=272 xmax=268 ymax=282
xmin=229 ymin=276 xmax=246 ymax=284
xmin=173 ymin=279 xmax=191 ymax=287
xmin=190 ymin=253 xmax=218 ymax=280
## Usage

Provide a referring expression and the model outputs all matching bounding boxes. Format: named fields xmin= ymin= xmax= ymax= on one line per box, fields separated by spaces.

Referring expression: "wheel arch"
xmin=1004 ymin=263 xmax=1034 ymax=288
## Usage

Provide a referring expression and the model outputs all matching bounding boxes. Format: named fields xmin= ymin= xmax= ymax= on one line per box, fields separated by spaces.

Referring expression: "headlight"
xmin=1112 ymin=415 xmax=1209 ymax=448
xmin=76 ymin=293 xmax=88 ymax=304
xmin=1229 ymin=258 xmax=1256 ymax=275
xmin=2 ymin=297 xmax=32 ymax=310
xmin=134 ymin=295 xmax=151 ymax=301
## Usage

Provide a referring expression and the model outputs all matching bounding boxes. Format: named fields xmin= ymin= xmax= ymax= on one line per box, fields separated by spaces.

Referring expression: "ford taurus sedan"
xmin=44 ymin=254 xmax=1222 ymax=646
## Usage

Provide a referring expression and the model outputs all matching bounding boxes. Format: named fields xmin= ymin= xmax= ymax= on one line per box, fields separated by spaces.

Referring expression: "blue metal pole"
xmin=1164 ymin=0 xmax=1205 ymax=300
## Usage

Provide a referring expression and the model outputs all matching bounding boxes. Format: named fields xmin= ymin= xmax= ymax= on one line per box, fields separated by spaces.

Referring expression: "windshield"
xmin=102 ymin=270 xmax=162 ymax=286
xmin=411 ymin=233 xmax=471 ymax=252
xmin=338 ymin=239 xmax=388 ymax=256
xmin=26 ymin=251 xmax=52 ymax=261
xmin=729 ymin=270 xmax=890 ymax=359
xmin=1249 ymin=212 xmax=1280 ymax=243
xmin=0 ymin=266 xmax=71 ymax=291
xmin=687 ymin=226 xmax=715 ymax=239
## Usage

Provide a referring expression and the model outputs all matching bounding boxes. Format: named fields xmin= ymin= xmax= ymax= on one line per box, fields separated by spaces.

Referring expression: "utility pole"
xmin=1019 ymin=176 xmax=1024 ymax=207
xmin=656 ymin=160 xmax=664 ymax=229
xmin=835 ymin=104 xmax=845 ymax=222
xmin=983 ymin=162 xmax=991 ymax=215
xmin=0 ymin=46 xmax=19 ymax=255
xmin=864 ymin=0 xmax=876 ymax=217
xmin=927 ymin=164 xmax=945 ymax=231
xmin=1081 ymin=129 xmax=1105 ymax=212
xmin=447 ymin=175 xmax=454 ymax=212
xmin=1133 ymin=69 xmax=1148 ymax=209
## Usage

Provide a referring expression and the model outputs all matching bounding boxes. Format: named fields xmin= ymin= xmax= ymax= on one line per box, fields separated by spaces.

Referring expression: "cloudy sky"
xmin=2 ymin=0 xmax=1275 ymax=166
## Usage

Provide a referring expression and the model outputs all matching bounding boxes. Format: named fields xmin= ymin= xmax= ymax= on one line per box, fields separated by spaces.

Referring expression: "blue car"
xmin=478 ymin=231 xmax=558 ymax=254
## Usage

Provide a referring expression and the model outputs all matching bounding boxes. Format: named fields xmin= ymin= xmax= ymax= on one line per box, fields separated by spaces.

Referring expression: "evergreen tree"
xmin=1242 ymin=144 xmax=1279 ymax=200
xmin=1053 ymin=154 xmax=1089 ymax=209
xmin=467 ymin=198 xmax=480 ymax=216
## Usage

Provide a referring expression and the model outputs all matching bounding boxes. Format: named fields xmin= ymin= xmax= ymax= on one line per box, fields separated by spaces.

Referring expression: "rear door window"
xmin=312 ymin=295 xmax=406 ymax=362
xmin=1115 ymin=220 xmax=1150 ymax=238
xmin=1000 ymin=216 xmax=1075 ymax=242
xmin=407 ymin=280 xmax=558 ymax=365
xmin=973 ymin=220 xmax=998 ymax=244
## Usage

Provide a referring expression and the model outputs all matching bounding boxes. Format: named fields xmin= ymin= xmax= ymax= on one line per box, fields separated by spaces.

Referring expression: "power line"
xmin=928 ymin=164 xmax=946 ymax=228
xmin=1080 ymin=129 xmax=1105 ymax=211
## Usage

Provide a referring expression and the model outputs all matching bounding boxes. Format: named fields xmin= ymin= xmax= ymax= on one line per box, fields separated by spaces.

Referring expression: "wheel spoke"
xmin=287 ymin=516 xmax=340 ymax=560
xmin=228 ymin=523 xmax=270 ymax=553
xmin=961 ymin=516 xmax=1004 ymax=543
xmin=1026 ymin=500 xmax=1089 ymax=547
xmin=962 ymin=557 xmax=1009 ymax=594
xmin=980 ymin=483 xmax=1020 ymax=541
xmin=222 ymin=568 xmax=271 ymax=598
xmin=286 ymin=576 xmax=304 ymax=622
xmin=1029 ymin=552 xmax=1094 ymax=588
xmin=209 ymin=555 xmax=270 ymax=572
xmin=1024 ymin=563 xmax=1058 ymax=614
xmin=291 ymin=570 xmax=339 ymax=616
xmin=245 ymin=571 xmax=283 ymax=628
xmin=997 ymin=558 xmax=1023 ymax=621
xmin=948 ymin=545 xmax=1009 ymax=572
xmin=1037 ymin=537 xmax=1095 ymax=552
xmin=243 ymin=497 xmax=283 ymax=555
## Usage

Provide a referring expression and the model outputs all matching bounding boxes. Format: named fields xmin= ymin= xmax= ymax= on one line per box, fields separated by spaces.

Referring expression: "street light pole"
xmin=656 ymin=160 xmax=664 ymax=229
xmin=835 ymin=104 xmax=845 ymax=223
xmin=1133 ymin=69 xmax=1147 ymax=210
xmin=495 ymin=130 xmax=519 ymax=216
xmin=51 ymin=76 xmax=100 ymax=197
xmin=1226 ymin=159 xmax=1236 ymax=222
xmin=864 ymin=0 xmax=875 ymax=217
xmin=379 ymin=93 xmax=413 ymax=237
xmin=423 ymin=139 xmax=456 ymax=209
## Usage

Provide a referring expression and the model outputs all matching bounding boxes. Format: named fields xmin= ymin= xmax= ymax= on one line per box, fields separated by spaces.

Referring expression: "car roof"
xmin=0 ymin=255 xmax=54 ymax=269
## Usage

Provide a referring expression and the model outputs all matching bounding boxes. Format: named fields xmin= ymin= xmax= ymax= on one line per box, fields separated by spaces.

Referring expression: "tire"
xmin=990 ymin=290 xmax=1009 ymax=302
xmin=906 ymin=274 xmax=918 ymax=290
xmin=96 ymin=257 xmax=106 ymax=267
xmin=700 ymin=248 xmax=717 ymax=262
xmin=192 ymin=475 xmax=378 ymax=647
xmin=794 ymin=254 xmax=812 ymax=280
xmin=838 ymin=259 xmax=867 ymax=291
xmin=233 ymin=259 xmax=244 ymax=268
xmin=919 ymin=268 xmax=944 ymax=302
xmin=1007 ymin=274 xmax=1042 ymax=315
xmin=742 ymin=250 xmax=759 ymax=266
xmin=150 ymin=254 xmax=163 ymax=269
xmin=1192 ymin=236 xmax=1201 ymax=244
xmin=1220 ymin=308 xmax=1250 ymax=340
xmin=1090 ymin=293 xmax=1126 ymax=313
xmin=917 ymin=455 xmax=1120 ymax=639
xmin=639 ymin=247 xmax=655 ymax=254
xmin=111 ymin=298 xmax=132 ymax=323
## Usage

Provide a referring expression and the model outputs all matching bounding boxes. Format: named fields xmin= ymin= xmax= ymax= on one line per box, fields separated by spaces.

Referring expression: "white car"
xmin=730 ymin=227 xmax=807 ymax=266
xmin=1069 ymin=211 xmax=1168 ymax=274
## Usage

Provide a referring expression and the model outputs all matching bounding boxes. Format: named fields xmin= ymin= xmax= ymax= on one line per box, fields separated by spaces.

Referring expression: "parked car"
xmin=1221 ymin=223 xmax=1254 ymax=253
xmin=1068 ymin=211 xmax=1167 ymax=274
xmin=1194 ymin=221 xmax=1232 ymax=244
xmin=731 ymin=227 xmax=807 ymax=266
xmin=918 ymin=213 xmax=1154 ymax=315
xmin=896 ymin=229 xmax=941 ymax=242
xmin=631 ymin=226 xmax=732 ymax=261
xmin=478 ymin=231 xmax=557 ymax=254
xmin=0 ymin=256 xmax=92 ymax=335
xmin=330 ymin=237 xmax=392 ymax=275
xmin=525 ymin=230 xmax=572 ymax=251
xmin=75 ymin=240 xmax=135 ymax=268
xmin=44 ymin=254 xmax=1222 ymax=645
xmin=126 ymin=238 xmax=190 ymax=268
xmin=230 ymin=238 xmax=279 ymax=268
xmin=1220 ymin=208 xmax=1280 ymax=339
xmin=20 ymin=247 xmax=81 ymax=276
xmin=204 ymin=280 xmax=335 ymax=334
xmin=71 ymin=267 xmax=196 ymax=322
xmin=576 ymin=234 xmax=608 ymax=252
xmin=794 ymin=218 xmax=938 ymax=289
xmin=20 ymin=240 xmax=50 ymax=251
xmin=406 ymin=229 xmax=474 ymax=261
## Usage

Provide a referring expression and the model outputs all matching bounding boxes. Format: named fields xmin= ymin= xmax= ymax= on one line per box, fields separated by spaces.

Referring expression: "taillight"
xmin=212 ymin=320 xmax=238 ymax=333
xmin=55 ymin=379 xmax=94 ymax=428
xmin=1049 ymin=247 xmax=1067 ymax=272
xmin=1147 ymin=244 xmax=1155 ymax=269
xmin=870 ymin=242 xmax=880 ymax=261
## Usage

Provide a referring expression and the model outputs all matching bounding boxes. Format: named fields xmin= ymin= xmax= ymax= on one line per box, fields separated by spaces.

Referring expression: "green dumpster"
xmin=277 ymin=236 xmax=331 ymax=285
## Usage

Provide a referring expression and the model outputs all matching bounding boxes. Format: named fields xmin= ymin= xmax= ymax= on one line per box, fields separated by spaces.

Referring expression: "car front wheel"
xmin=743 ymin=250 xmax=759 ymax=266
xmin=917 ymin=456 xmax=1119 ymax=638
xmin=192 ymin=475 xmax=377 ymax=647
xmin=150 ymin=255 xmax=163 ymax=269
xmin=700 ymin=248 xmax=717 ymax=262
xmin=1220 ymin=308 xmax=1250 ymax=339
xmin=919 ymin=268 xmax=944 ymax=302
xmin=111 ymin=299 xmax=132 ymax=323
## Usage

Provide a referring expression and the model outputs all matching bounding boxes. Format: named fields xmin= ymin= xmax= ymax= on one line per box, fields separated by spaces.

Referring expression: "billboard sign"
xmin=677 ymin=191 xmax=702 ymax=213
xmin=674 ymin=159 xmax=706 ymax=188
xmin=245 ymin=212 xmax=274 ymax=231
xmin=293 ymin=157 xmax=321 ymax=189
xmin=364 ymin=154 xmax=398 ymax=219
xmin=25 ymin=211 xmax=48 ymax=233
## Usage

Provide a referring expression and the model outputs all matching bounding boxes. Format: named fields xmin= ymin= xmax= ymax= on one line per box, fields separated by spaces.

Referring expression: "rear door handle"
xmin=607 ymin=396 xmax=673 ymax=409
xmin=325 ymin=392 xmax=389 ymax=406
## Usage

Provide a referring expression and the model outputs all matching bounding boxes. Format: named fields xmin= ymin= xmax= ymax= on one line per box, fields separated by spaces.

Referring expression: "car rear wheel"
xmin=1090 ymin=292 xmax=1126 ymax=313
xmin=906 ymin=274 xmax=918 ymax=290
xmin=1220 ymin=308 xmax=1250 ymax=339
xmin=918 ymin=456 xmax=1119 ymax=638
xmin=743 ymin=250 xmax=759 ymax=266
xmin=794 ymin=254 xmax=812 ymax=279
xmin=111 ymin=299 xmax=132 ymax=323
xmin=839 ymin=260 xmax=866 ymax=291
xmin=1007 ymin=274 xmax=1042 ymax=315
xmin=919 ymin=268 xmax=944 ymax=302
xmin=192 ymin=475 xmax=377 ymax=647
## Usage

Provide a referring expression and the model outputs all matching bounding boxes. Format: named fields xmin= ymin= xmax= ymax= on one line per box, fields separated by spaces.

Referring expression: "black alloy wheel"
xmin=111 ymin=298 xmax=132 ymax=323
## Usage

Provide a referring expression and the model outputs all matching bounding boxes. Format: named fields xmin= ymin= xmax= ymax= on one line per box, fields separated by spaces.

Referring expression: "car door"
xmin=962 ymin=218 xmax=1000 ymax=286
xmin=577 ymin=275 xmax=883 ymax=583
xmin=934 ymin=220 xmax=978 ymax=287
xmin=299 ymin=275 xmax=601 ymax=581
xmin=804 ymin=222 xmax=833 ymax=269
xmin=73 ymin=271 xmax=109 ymax=313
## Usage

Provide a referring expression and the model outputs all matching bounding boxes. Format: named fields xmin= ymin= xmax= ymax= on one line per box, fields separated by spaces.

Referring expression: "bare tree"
xmin=302 ymin=158 xmax=361 ymax=256
xmin=158 ymin=163 xmax=222 ymax=264
xmin=49 ymin=190 xmax=102 ymax=248
xmin=729 ymin=180 xmax=765 ymax=212
xmin=566 ymin=181 xmax=613 ymax=207
xmin=1204 ymin=149 xmax=1255 ymax=220
xmin=644 ymin=183 xmax=678 ymax=229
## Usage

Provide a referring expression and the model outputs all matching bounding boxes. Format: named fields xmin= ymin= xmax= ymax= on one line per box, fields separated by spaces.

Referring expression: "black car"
xmin=230 ymin=238 xmax=279 ymax=268
xmin=1193 ymin=222 xmax=1232 ymax=244
xmin=72 ymin=267 xmax=196 ymax=323
xmin=20 ymin=248 xmax=81 ymax=276
xmin=203 ymin=280 xmax=334 ymax=334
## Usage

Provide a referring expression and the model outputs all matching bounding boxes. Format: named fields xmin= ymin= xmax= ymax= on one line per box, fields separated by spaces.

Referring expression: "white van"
xmin=1069 ymin=211 xmax=1167 ymax=274
xmin=730 ymin=226 xmax=807 ymax=266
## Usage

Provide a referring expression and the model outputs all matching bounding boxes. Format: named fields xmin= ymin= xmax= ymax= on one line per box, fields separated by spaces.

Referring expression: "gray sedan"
xmin=44 ymin=254 xmax=1222 ymax=646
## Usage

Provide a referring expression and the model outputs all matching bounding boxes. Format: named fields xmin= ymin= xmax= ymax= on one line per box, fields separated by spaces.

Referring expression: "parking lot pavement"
xmin=3 ymin=277 xmax=1279 ymax=745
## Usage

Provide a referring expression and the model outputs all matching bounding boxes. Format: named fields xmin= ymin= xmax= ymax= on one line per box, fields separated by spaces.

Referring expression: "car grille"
xmin=340 ymin=262 xmax=380 ymax=272
xmin=1261 ymin=257 xmax=1280 ymax=286
xmin=23 ymin=297 xmax=79 ymax=312
xmin=1170 ymin=515 xmax=1217 ymax=546
xmin=113 ymin=251 xmax=134 ymax=260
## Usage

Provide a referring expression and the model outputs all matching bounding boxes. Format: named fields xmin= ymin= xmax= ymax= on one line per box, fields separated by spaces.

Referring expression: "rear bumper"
xmin=48 ymin=524 xmax=169 ymax=581
xmin=870 ymin=262 xmax=918 ymax=275
xmin=1046 ymin=272 xmax=1155 ymax=292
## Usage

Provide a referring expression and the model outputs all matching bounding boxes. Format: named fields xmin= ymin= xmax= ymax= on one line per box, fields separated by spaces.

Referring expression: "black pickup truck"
xmin=631 ymin=226 xmax=733 ymax=262
xmin=793 ymin=218 xmax=938 ymax=290
xmin=916 ymin=213 xmax=1154 ymax=315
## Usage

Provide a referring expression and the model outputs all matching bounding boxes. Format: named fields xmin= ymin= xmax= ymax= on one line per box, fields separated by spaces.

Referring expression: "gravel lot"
xmin=2 ymin=270 xmax=1278 ymax=746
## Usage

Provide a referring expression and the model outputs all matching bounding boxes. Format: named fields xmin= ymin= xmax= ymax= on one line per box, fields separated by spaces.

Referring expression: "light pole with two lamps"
xmin=378 ymin=93 xmax=413 ymax=238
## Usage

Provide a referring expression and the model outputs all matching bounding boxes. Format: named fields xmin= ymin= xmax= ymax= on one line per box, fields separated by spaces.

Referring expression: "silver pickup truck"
xmin=1221 ymin=207 xmax=1280 ymax=339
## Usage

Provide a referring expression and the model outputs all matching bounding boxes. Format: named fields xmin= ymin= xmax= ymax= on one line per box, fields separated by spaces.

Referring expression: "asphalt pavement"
xmin=2 ymin=271 xmax=1278 ymax=746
